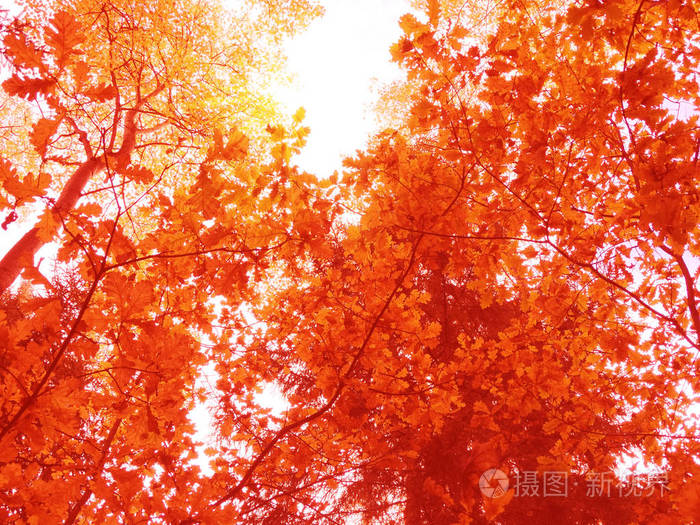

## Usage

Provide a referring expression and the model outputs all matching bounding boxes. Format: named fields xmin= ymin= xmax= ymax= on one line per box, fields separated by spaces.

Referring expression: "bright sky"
xmin=271 ymin=0 xmax=410 ymax=176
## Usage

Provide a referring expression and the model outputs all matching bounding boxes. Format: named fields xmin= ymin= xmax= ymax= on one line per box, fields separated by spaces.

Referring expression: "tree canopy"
xmin=0 ymin=0 xmax=698 ymax=523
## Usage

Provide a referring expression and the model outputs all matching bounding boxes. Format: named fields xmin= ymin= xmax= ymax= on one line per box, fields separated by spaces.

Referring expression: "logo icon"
xmin=479 ymin=468 xmax=509 ymax=498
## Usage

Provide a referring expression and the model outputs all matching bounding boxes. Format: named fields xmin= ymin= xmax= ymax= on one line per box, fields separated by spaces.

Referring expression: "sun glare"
xmin=270 ymin=0 xmax=410 ymax=176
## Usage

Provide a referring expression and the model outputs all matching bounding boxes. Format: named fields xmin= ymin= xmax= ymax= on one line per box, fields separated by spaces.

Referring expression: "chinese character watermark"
xmin=543 ymin=471 xmax=568 ymax=497
xmin=514 ymin=470 xmax=539 ymax=497
xmin=586 ymin=471 xmax=614 ymax=497
xmin=480 ymin=469 xmax=670 ymax=499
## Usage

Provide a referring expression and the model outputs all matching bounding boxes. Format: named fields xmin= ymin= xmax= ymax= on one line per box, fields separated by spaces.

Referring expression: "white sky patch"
xmin=270 ymin=0 xmax=410 ymax=177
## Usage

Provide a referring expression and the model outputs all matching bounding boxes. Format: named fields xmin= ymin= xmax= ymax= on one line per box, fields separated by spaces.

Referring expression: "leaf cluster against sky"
xmin=0 ymin=0 xmax=698 ymax=523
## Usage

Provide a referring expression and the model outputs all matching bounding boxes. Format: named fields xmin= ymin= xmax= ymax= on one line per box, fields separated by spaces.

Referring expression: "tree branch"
xmin=660 ymin=244 xmax=700 ymax=340
xmin=63 ymin=418 xmax=122 ymax=525
xmin=0 ymin=84 xmax=165 ymax=293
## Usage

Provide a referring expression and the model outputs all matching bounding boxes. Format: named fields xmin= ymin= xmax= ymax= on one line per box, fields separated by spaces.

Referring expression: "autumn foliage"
xmin=0 ymin=0 xmax=698 ymax=523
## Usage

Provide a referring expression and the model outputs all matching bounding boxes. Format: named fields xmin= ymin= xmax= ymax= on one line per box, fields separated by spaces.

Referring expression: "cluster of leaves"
xmin=0 ymin=0 xmax=698 ymax=523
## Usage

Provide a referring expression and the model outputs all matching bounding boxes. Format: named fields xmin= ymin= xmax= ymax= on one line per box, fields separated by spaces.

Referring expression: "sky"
xmin=270 ymin=0 xmax=411 ymax=176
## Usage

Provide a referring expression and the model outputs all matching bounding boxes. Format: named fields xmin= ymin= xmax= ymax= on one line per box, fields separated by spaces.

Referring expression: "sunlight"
xmin=270 ymin=0 xmax=410 ymax=176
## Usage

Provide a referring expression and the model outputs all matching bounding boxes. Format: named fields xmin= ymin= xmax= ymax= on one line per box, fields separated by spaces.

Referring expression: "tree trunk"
xmin=0 ymin=101 xmax=149 ymax=293
xmin=0 ymin=157 xmax=105 ymax=292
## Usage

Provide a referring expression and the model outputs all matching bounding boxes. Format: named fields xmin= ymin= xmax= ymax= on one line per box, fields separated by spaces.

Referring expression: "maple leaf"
xmin=2 ymin=76 xmax=55 ymax=100
xmin=45 ymin=11 xmax=85 ymax=69
xmin=30 ymin=117 xmax=61 ymax=156
xmin=2 ymin=30 xmax=45 ymax=70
